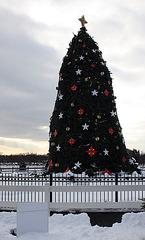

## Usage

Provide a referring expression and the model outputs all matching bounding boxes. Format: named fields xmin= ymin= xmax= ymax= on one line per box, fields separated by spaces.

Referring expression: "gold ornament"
xmin=112 ymin=100 xmax=115 ymax=103
xmin=114 ymin=96 xmax=117 ymax=99
xmin=66 ymin=127 xmax=70 ymax=131
xmin=55 ymin=163 xmax=59 ymax=167
xmin=50 ymin=117 xmax=53 ymax=121
xmin=56 ymin=87 xmax=59 ymax=90
xmin=116 ymin=146 xmax=119 ymax=150
xmin=68 ymin=62 xmax=71 ymax=65
xmin=78 ymin=15 xmax=88 ymax=27
xmin=97 ymin=115 xmax=101 ymax=119
xmin=100 ymin=72 xmax=104 ymax=76
xmin=51 ymin=142 xmax=55 ymax=146
xmin=119 ymin=127 xmax=122 ymax=131
xmin=85 ymin=77 xmax=88 ymax=82
xmin=71 ymin=102 xmax=74 ymax=107
xmin=95 ymin=137 xmax=100 ymax=141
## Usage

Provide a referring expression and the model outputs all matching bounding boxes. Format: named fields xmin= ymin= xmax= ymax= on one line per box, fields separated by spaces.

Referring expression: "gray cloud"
xmin=0 ymin=8 xmax=59 ymax=141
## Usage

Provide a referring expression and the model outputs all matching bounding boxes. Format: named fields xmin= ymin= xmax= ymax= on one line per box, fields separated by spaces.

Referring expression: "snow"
xmin=0 ymin=211 xmax=145 ymax=240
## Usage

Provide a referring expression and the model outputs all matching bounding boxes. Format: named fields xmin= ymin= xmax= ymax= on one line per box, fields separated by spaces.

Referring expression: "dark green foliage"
xmin=0 ymin=153 xmax=48 ymax=164
xmin=49 ymin=26 xmax=140 ymax=174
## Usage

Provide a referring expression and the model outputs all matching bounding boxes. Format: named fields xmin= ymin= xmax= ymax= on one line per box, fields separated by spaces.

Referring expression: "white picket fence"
xmin=0 ymin=184 xmax=145 ymax=211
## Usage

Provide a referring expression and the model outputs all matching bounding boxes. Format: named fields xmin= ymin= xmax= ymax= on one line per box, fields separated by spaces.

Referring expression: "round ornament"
xmin=78 ymin=39 xmax=82 ymax=42
xmin=112 ymin=100 xmax=115 ymax=103
xmin=51 ymin=142 xmax=55 ymax=146
xmin=95 ymin=137 xmax=100 ymax=141
xmin=85 ymin=78 xmax=88 ymax=82
xmin=116 ymin=146 xmax=119 ymax=150
xmin=100 ymin=72 xmax=104 ymax=76
xmin=50 ymin=117 xmax=53 ymax=121
xmin=71 ymin=102 xmax=74 ymax=107
xmin=55 ymin=163 xmax=59 ymax=167
xmin=56 ymin=87 xmax=59 ymax=90
xmin=68 ymin=61 xmax=71 ymax=65
xmin=66 ymin=127 xmax=70 ymax=131
xmin=97 ymin=115 xmax=101 ymax=119
xmin=114 ymin=96 xmax=117 ymax=99
xmin=119 ymin=127 xmax=122 ymax=131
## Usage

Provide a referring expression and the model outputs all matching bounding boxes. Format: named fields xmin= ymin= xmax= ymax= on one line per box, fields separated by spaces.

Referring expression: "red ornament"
xmin=86 ymin=146 xmax=97 ymax=157
xmin=77 ymin=108 xmax=84 ymax=116
xmin=108 ymin=127 xmax=114 ymax=135
xmin=122 ymin=156 xmax=127 ymax=163
xmin=49 ymin=160 xmax=53 ymax=170
xmin=59 ymin=73 xmax=62 ymax=77
xmin=104 ymin=89 xmax=109 ymax=96
xmin=71 ymin=85 xmax=78 ymax=91
xmin=53 ymin=130 xmax=57 ymax=137
xmin=82 ymin=44 xmax=86 ymax=48
xmin=91 ymin=63 xmax=95 ymax=68
xmin=64 ymin=167 xmax=69 ymax=173
xmin=102 ymin=168 xmax=111 ymax=175
xmin=73 ymin=50 xmax=75 ymax=54
xmin=68 ymin=137 xmax=76 ymax=145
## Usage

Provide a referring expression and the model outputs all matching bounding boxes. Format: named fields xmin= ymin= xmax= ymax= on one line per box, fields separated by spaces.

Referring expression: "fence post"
xmin=50 ymin=173 xmax=52 ymax=202
xmin=44 ymin=183 xmax=50 ymax=203
xmin=115 ymin=173 xmax=118 ymax=202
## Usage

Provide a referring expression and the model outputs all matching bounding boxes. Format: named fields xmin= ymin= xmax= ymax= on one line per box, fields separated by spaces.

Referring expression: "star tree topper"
xmin=78 ymin=15 xmax=88 ymax=27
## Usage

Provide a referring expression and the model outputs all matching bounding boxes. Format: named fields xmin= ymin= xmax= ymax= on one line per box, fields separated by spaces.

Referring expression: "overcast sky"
xmin=0 ymin=0 xmax=145 ymax=155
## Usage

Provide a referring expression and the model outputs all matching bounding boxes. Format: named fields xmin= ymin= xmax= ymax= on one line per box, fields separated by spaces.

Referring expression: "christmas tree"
xmin=48 ymin=16 xmax=140 ymax=175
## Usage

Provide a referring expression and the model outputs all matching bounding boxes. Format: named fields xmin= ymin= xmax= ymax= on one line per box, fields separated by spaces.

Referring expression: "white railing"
xmin=0 ymin=184 xmax=145 ymax=211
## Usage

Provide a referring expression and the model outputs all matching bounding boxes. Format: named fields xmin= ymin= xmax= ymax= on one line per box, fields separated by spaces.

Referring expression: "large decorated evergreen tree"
xmin=48 ymin=16 xmax=139 ymax=175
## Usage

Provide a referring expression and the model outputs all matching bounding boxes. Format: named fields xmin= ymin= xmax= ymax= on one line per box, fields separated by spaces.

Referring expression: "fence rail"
xmin=0 ymin=183 xmax=145 ymax=211
xmin=0 ymin=165 xmax=45 ymax=174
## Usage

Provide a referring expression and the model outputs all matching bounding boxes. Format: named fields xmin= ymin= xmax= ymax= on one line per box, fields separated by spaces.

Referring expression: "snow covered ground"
xmin=0 ymin=211 xmax=145 ymax=240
